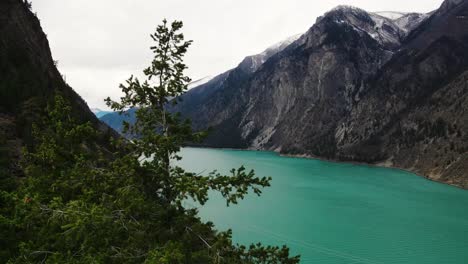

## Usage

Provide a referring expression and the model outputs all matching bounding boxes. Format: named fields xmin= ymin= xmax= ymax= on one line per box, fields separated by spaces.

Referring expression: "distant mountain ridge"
xmin=101 ymin=0 xmax=468 ymax=188
xmin=91 ymin=108 xmax=113 ymax=118
xmin=100 ymin=32 xmax=304 ymax=133
xmin=100 ymin=108 xmax=137 ymax=135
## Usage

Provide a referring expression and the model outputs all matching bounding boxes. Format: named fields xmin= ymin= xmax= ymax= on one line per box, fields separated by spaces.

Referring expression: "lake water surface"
xmin=178 ymin=147 xmax=468 ymax=264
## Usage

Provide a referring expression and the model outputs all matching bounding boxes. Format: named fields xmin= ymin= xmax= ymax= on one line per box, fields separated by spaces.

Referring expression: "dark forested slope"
xmin=0 ymin=0 xmax=114 ymax=144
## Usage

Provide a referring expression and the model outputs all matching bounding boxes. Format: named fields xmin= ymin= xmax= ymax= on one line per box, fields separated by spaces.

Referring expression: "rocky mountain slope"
xmin=100 ymin=0 xmax=468 ymax=188
xmin=0 ymin=0 xmax=115 ymax=168
xmin=172 ymin=0 xmax=468 ymax=188
xmin=167 ymin=5 xmax=433 ymax=147
xmin=337 ymin=0 xmax=468 ymax=186
xmin=100 ymin=33 xmax=303 ymax=134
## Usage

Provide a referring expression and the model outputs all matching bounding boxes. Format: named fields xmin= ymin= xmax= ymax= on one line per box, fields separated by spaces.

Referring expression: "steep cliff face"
xmin=0 ymin=0 xmax=115 ymax=145
xmin=378 ymin=70 xmax=468 ymax=186
xmin=180 ymin=5 xmax=427 ymax=152
xmin=238 ymin=6 xmax=403 ymax=155
xmin=338 ymin=0 xmax=468 ymax=186
xmin=100 ymin=34 xmax=302 ymax=137
xmin=100 ymin=1 xmax=468 ymax=187
xmin=173 ymin=0 xmax=468 ymax=187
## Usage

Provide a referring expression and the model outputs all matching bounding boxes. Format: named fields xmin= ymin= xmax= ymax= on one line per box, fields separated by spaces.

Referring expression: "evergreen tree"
xmin=0 ymin=19 xmax=300 ymax=263
xmin=105 ymin=19 xmax=272 ymax=208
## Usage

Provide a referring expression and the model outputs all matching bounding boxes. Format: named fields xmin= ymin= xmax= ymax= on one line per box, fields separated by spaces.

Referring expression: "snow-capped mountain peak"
xmin=263 ymin=33 xmax=302 ymax=54
xmin=439 ymin=0 xmax=465 ymax=13
xmin=188 ymin=76 xmax=214 ymax=89
xmin=320 ymin=5 xmax=430 ymax=48
xmin=331 ymin=5 xmax=367 ymax=13
xmin=260 ymin=34 xmax=301 ymax=61
xmin=237 ymin=33 xmax=302 ymax=74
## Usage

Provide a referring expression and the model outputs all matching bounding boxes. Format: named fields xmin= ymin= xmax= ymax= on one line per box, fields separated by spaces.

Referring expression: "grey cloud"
xmin=32 ymin=0 xmax=443 ymax=108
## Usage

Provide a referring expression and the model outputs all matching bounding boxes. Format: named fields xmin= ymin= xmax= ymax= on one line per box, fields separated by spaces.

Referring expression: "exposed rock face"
xmin=170 ymin=0 xmax=468 ymax=188
xmin=393 ymin=13 xmax=429 ymax=34
xmin=0 ymin=0 xmax=116 ymax=144
xmin=101 ymin=33 xmax=303 ymax=136
xmin=100 ymin=0 xmax=468 ymax=187
xmin=237 ymin=6 xmax=408 ymax=155
xmin=338 ymin=0 xmax=468 ymax=187
xmin=170 ymin=5 xmax=420 ymax=149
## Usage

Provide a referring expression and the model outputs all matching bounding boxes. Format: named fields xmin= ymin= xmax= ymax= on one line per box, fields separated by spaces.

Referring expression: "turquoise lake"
xmin=177 ymin=147 xmax=468 ymax=264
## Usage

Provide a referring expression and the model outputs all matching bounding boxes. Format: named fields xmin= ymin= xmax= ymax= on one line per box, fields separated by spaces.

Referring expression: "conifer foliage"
xmin=105 ymin=19 xmax=272 ymax=208
xmin=0 ymin=20 xmax=300 ymax=263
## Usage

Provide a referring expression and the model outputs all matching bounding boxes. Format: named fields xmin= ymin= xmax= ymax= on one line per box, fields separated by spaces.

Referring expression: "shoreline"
xmin=279 ymin=153 xmax=466 ymax=190
xmin=184 ymin=146 xmax=467 ymax=191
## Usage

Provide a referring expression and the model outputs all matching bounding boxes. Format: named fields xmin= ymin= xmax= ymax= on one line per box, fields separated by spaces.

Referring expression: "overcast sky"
xmin=32 ymin=0 xmax=444 ymax=109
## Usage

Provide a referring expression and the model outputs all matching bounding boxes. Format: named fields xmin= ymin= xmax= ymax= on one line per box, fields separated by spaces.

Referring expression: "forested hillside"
xmin=0 ymin=1 xmax=299 ymax=263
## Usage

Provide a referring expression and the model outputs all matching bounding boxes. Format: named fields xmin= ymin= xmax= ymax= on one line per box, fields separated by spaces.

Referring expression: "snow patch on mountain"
xmin=188 ymin=34 xmax=303 ymax=91
xmin=263 ymin=33 xmax=302 ymax=55
xmin=367 ymin=11 xmax=429 ymax=44
xmin=325 ymin=5 xmax=430 ymax=47
xmin=325 ymin=6 xmax=402 ymax=48
xmin=241 ymin=33 xmax=303 ymax=73
xmin=394 ymin=13 xmax=429 ymax=33
xmin=188 ymin=76 xmax=214 ymax=89
xmin=374 ymin=11 xmax=408 ymax=20
xmin=255 ymin=33 xmax=302 ymax=66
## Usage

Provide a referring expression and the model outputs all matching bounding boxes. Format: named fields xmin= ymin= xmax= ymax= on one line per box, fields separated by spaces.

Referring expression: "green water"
xmin=177 ymin=147 xmax=468 ymax=264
